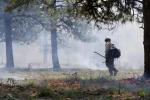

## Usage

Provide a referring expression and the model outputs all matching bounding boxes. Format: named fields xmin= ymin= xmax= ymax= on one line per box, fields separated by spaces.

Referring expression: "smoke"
xmin=0 ymin=22 xmax=144 ymax=70
xmin=92 ymin=22 xmax=144 ymax=69
xmin=58 ymin=22 xmax=144 ymax=70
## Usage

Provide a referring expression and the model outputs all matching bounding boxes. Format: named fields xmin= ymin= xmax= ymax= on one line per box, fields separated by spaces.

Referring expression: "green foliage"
xmin=5 ymin=0 xmax=35 ymax=12
xmin=38 ymin=86 xmax=54 ymax=97
xmin=61 ymin=89 xmax=83 ymax=99
xmin=38 ymin=86 xmax=83 ymax=99
xmin=73 ymin=0 xmax=143 ymax=25
xmin=4 ymin=0 xmax=143 ymax=30
xmin=138 ymin=90 xmax=147 ymax=97
xmin=0 ymin=0 xmax=43 ymax=44
xmin=3 ymin=94 xmax=17 ymax=100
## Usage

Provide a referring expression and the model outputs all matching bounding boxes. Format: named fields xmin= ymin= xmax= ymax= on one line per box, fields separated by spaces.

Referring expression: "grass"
xmin=0 ymin=68 xmax=150 ymax=99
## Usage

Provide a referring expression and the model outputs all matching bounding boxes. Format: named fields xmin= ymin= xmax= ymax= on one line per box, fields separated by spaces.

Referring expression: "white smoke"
xmin=58 ymin=22 xmax=144 ymax=70
xmin=0 ymin=22 xmax=144 ymax=70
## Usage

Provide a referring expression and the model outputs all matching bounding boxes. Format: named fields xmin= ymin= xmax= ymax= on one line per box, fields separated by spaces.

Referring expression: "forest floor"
xmin=0 ymin=68 xmax=150 ymax=100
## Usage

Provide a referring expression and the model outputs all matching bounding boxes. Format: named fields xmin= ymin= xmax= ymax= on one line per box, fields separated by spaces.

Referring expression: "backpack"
xmin=107 ymin=48 xmax=121 ymax=58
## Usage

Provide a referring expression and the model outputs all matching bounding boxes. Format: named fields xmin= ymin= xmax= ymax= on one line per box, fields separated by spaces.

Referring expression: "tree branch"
xmin=13 ymin=14 xmax=49 ymax=30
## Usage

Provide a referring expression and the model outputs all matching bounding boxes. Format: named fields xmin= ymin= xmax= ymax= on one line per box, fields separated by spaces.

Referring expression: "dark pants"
xmin=105 ymin=58 xmax=118 ymax=76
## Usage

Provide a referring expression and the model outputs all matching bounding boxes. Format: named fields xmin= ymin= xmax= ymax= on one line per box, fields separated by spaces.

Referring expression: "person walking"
xmin=105 ymin=38 xmax=118 ymax=76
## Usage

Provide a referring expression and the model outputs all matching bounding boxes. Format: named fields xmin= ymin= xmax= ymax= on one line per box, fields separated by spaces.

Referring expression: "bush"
xmin=38 ymin=87 xmax=54 ymax=97
xmin=138 ymin=90 xmax=146 ymax=97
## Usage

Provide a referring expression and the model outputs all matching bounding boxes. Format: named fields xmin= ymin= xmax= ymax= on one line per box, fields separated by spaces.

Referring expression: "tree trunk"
xmin=143 ymin=0 xmax=150 ymax=78
xmin=4 ymin=12 xmax=14 ymax=69
xmin=51 ymin=28 xmax=60 ymax=71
